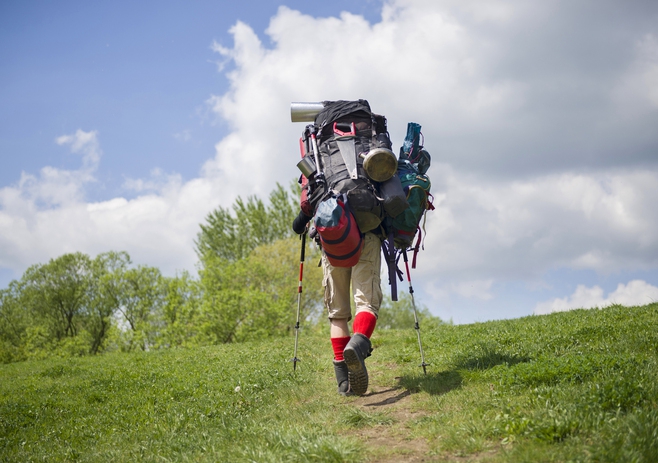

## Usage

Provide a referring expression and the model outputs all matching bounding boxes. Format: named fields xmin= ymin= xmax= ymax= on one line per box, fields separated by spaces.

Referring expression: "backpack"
xmin=298 ymin=100 xmax=393 ymax=233
xmin=381 ymin=123 xmax=434 ymax=299
xmin=294 ymin=103 xmax=434 ymax=293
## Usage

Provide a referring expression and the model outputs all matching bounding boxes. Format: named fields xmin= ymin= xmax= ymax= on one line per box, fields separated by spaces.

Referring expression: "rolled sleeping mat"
xmin=291 ymin=102 xmax=325 ymax=123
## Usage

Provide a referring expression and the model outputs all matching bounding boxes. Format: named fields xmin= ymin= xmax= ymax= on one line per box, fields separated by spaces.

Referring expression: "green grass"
xmin=1 ymin=303 xmax=657 ymax=462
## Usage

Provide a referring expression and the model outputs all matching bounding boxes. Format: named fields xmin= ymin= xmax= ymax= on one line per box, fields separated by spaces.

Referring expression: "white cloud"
xmin=10 ymin=130 xmax=102 ymax=209
xmin=451 ymin=279 xmax=494 ymax=300
xmin=416 ymin=166 xmax=658 ymax=283
xmin=122 ymin=168 xmax=182 ymax=194
xmin=534 ymin=280 xmax=658 ymax=314
xmin=55 ymin=129 xmax=101 ymax=168
xmin=0 ymin=130 xmax=225 ymax=277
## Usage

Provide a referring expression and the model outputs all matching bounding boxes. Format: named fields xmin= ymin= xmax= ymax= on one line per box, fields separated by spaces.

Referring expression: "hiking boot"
xmin=333 ymin=360 xmax=351 ymax=396
xmin=343 ymin=333 xmax=372 ymax=396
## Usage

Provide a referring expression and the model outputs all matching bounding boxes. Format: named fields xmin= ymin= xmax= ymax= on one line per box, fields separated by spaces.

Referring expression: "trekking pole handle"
xmin=310 ymin=130 xmax=326 ymax=189
xmin=402 ymin=249 xmax=413 ymax=287
xmin=310 ymin=132 xmax=321 ymax=169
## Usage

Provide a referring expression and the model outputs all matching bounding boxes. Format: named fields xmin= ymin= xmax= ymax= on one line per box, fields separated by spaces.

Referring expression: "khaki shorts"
xmin=322 ymin=232 xmax=382 ymax=320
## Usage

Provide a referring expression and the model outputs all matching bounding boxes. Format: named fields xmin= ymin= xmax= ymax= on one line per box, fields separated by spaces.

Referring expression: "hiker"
xmin=291 ymin=100 xmax=432 ymax=393
xmin=291 ymin=100 xmax=400 ymax=396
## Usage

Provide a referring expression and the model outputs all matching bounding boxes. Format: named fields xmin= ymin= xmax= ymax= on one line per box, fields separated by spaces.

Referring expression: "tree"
xmin=21 ymin=253 xmax=93 ymax=342
xmin=0 ymin=250 xmax=179 ymax=361
xmin=0 ymin=281 xmax=29 ymax=362
xmin=195 ymin=182 xmax=298 ymax=264
xmin=194 ymin=180 xmax=326 ymax=344
xmin=198 ymin=236 xmax=323 ymax=343
xmin=86 ymin=251 xmax=131 ymax=354
xmin=113 ymin=265 xmax=166 ymax=351
xmin=156 ymin=271 xmax=202 ymax=348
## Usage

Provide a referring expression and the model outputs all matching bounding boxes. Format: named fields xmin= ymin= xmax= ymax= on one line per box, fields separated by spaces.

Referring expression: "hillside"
xmin=1 ymin=303 xmax=657 ymax=462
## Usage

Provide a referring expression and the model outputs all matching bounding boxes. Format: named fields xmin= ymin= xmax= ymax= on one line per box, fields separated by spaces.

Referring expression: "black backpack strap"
xmin=382 ymin=229 xmax=399 ymax=301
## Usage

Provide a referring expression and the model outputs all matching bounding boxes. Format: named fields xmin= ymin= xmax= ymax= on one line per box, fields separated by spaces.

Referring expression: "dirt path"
xmin=349 ymin=383 xmax=432 ymax=462
xmin=345 ymin=380 xmax=499 ymax=462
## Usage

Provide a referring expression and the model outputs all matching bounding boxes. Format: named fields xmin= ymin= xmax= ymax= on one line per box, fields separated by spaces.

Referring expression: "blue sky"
xmin=0 ymin=1 xmax=382 ymax=199
xmin=2 ymin=0 xmax=658 ymax=324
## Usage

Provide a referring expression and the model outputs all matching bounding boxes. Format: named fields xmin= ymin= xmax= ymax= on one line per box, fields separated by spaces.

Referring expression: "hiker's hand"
xmin=292 ymin=210 xmax=312 ymax=235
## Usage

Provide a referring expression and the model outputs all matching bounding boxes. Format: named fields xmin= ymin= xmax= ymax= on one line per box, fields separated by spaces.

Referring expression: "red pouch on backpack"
xmin=315 ymin=197 xmax=363 ymax=267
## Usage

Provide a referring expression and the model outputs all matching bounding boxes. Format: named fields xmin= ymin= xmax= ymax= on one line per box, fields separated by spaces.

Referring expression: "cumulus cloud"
xmin=201 ymin=0 xmax=658 ymax=213
xmin=7 ymin=130 xmax=101 ymax=209
xmin=0 ymin=130 xmax=224 ymax=277
xmin=418 ymin=166 xmax=658 ymax=282
xmin=1 ymin=1 xmax=657 ymax=322
xmin=534 ymin=280 xmax=658 ymax=314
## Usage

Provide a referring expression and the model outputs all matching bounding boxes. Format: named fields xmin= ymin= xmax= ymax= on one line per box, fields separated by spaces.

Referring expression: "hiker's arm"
xmin=292 ymin=210 xmax=312 ymax=235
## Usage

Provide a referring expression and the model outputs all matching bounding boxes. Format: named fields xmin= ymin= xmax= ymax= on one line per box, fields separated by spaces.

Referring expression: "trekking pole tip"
xmin=291 ymin=357 xmax=301 ymax=371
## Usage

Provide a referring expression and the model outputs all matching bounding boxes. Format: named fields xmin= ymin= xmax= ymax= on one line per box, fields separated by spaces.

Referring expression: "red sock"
xmin=352 ymin=311 xmax=377 ymax=338
xmin=331 ymin=336 xmax=351 ymax=361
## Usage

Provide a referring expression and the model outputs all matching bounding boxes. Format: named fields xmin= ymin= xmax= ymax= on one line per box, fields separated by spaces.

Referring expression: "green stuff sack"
xmin=390 ymin=162 xmax=433 ymax=252
xmin=381 ymin=159 xmax=433 ymax=300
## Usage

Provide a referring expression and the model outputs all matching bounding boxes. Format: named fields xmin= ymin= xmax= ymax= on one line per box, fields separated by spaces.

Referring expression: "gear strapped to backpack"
xmin=314 ymin=195 xmax=364 ymax=267
xmin=388 ymin=122 xmax=434 ymax=255
xmin=381 ymin=122 xmax=434 ymax=300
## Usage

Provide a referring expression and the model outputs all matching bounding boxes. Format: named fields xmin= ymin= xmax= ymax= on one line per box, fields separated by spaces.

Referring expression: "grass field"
xmin=1 ymin=303 xmax=657 ymax=462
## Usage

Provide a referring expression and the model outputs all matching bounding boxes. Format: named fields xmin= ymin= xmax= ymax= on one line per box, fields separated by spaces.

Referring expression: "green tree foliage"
xmin=156 ymin=271 xmax=202 ymax=348
xmin=87 ymin=251 xmax=131 ymax=354
xmin=195 ymin=182 xmax=298 ymax=263
xmin=113 ymin=265 xmax=166 ymax=351
xmin=193 ymin=181 xmax=324 ymax=343
xmin=21 ymin=252 xmax=93 ymax=342
xmin=0 ymin=181 xmax=326 ymax=361
xmin=0 ymin=252 xmax=181 ymax=362
xmin=199 ymin=236 xmax=323 ymax=343
xmin=0 ymin=281 xmax=29 ymax=363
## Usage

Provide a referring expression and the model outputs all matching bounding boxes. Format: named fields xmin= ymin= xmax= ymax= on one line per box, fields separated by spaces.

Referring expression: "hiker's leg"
xmin=330 ymin=318 xmax=350 ymax=339
xmin=323 ymin=253 xmax=353 ymax=394
xmin=322 ymin=253 xmax=353 ymax=323
xmin=352 ymin=232 xmax=382 ymax=335
xmin=344 ymin=233 xmax=382 ymax=395
xmin=330 ymin=319 xmax=351 ymax=395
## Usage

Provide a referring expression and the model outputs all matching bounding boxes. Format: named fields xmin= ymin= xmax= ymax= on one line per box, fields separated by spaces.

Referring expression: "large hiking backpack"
xmin=295 ymin=102 xmax=433 ymax=281
xmin=299 ymin=100 xmax=394 ymax=233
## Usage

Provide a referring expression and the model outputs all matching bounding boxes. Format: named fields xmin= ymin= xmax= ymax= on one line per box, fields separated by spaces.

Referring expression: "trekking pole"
xmin=309 ymin=129 xmax=326 ymax=190
xmin=402 ymin=249 xmax=429 ymax=375
xmin=292 ymin=231 xmax=307 ymax=371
